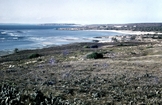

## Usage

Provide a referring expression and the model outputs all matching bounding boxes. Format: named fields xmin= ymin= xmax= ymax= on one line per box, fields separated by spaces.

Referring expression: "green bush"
xmin=83 ymin=45 xmax=90 ymax=48
xmin=90 ymin=45 xmax=98 ymax=48
xmin=83 ymin=45 xmax=98 ymax=48
xmin=29 ymin=53 xmax=40 ymax=59
xmin=14 ymin=48 xmax=19 ymax=53
xmin=86 ymin=52 xmax=103 ymax=59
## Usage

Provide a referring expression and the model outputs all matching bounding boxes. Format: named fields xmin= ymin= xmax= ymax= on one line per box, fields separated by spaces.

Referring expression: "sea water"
xmin=0 ymin=24 xmax=121 ymax=51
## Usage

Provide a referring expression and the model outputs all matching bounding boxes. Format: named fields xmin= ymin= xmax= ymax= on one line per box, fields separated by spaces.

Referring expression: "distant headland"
xmin=57 ymin=23 xmax=162 ymax=32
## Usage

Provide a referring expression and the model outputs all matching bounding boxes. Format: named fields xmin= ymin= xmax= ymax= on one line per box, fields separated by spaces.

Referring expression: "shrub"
xmin=83 ymin=45 xmax=90 ymax=48
xmin=86 ymin=52 xmax=103 ymax=59
xmin=83 ymin=45 xmax=98 ymax=48
xmin=90 ymin=45 xmax=98 ymax=48
xmin=117 ymin=43 xmax=125 ymax=46
xmin=146 ymin=46 xmax=153 ymax=48
xmin=14 ymin=48 xmax=19 ymax=53
xmin=29 ymin=53 xmax=40 ymax=59
xmin=142 ymin=51 xmax=148 ymax=56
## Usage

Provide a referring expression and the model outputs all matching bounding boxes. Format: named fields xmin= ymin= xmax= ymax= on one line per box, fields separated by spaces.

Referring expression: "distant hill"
xmin=39 ymin=23 xmax=77 ymax=26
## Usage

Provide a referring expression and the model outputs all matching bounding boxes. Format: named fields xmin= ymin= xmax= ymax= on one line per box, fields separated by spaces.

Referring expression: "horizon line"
xmin=0 ymin=22 xmax=162 ymax=25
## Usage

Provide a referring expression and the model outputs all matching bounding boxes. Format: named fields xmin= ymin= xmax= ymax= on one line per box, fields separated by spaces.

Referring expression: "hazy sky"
xmin=0 ymin=0 xmax=161 ymax=24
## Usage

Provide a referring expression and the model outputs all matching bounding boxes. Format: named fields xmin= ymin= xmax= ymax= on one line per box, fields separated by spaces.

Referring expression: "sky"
xmin=0 ymin=0 xmax=162 ymax=24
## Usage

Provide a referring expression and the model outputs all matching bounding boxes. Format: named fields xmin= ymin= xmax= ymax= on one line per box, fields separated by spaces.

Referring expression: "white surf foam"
xmin=1 ymin=31 xmax=7 ymax=35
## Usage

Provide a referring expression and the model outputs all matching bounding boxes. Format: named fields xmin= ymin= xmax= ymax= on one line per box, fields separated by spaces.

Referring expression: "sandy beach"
xmin=92 ymin=30 xmax=162 ymax=35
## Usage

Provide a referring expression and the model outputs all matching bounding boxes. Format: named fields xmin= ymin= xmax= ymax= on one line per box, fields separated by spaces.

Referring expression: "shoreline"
xmin=1 ymin=29 xmax=162 ymax=56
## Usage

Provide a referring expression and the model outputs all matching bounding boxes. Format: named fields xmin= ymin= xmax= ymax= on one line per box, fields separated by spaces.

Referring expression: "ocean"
xmin=0 ymin=24 xmax=121 ymax=52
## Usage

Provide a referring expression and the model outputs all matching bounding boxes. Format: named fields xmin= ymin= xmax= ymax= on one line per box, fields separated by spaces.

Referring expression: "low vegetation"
xmin=1 ymin=42 xmax=162 ymax=104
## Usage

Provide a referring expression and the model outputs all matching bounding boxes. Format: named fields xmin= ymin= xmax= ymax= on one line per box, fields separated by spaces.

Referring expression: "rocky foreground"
xmin=1 ymin=37 xmax=162 ymax=104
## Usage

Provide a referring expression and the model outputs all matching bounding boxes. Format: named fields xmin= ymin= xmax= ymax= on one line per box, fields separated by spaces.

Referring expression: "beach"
xmin=106 ymin=30 xmax=160 ymax=35
xmin=97 ymin=30 xmax=162 ymax=35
